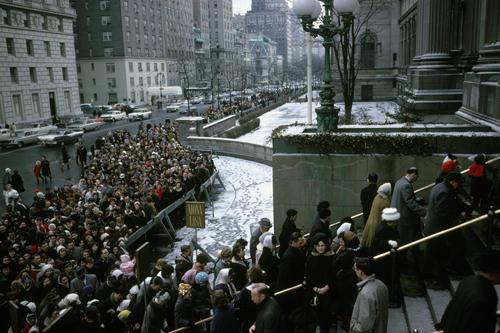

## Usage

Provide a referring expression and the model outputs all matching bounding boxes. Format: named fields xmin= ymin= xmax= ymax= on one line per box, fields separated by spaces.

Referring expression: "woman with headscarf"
xmin=361 ymin=182 xmax=392 ymax=249
xmin=174 ymin=283 xmax=200 ymax=332
xmin=278 ymin=208 xmax=300 ymax=258
xmin=306 ymin=232 xmax=334 ymax=333
xmin=257 ymin=233 xmax=279 ymax=290
xmin=214 ymin=268 xmax=237 ymax=301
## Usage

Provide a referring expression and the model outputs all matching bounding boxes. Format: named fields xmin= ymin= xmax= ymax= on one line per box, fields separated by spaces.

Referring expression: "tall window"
xmin=104 ymin=48 xmax=114 ymax=57
xmin=107 ymin=78 xmax=116 ymax=88
xmin=44 ymin=41 xmax=51 ymax=56
xmin=130 ymin=77 xmax=134 ymax=87
xmin=129 ymin=62 xmax=134 ymax=72
xmin=10 ymin=67 xmax=18 ymax=83
xmin=12 ymin=95 xmax=23 ymax=118
xmin=6 ymin=38 xmax=15 ymax=55
xmin=106 ymin=63 xmax=115 ymax=73
xmin=103 ymin=32 xmax=112 ymax=41
xmin=59 ymin=42 xmax=66 ymax=57
xmin=32 ymin=93 xmax=41 ymax=116
xmin=62 ymin=67 xmax=68 ymax=81
xmin=100 ymin=1 xmax=110 ymax=10
xmin=47 ymin=67 xmax=54 ymax=82
xmin=64 ymin=91 xmax=71 ymax=111
xmin=138 ymin=62 xmax=143 ymax=72
xmin=26 ymin=40 xmax=34 ymax=56
xmin=360 ymin=31 xmax=376 ymax=69
xmin=29 ymin=67 xmax=37 ymax=83
xmin=101 ymin=16 xmax=111 ymax=25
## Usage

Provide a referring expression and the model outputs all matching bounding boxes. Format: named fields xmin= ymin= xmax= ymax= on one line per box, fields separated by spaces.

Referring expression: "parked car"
xmin=26 ymin=123 xmax=58 ymax=135
xmin=38 ymin=129 xmax=84 ymax=146
xmin=128 ymin=108 xmax=152 ymax=121
xmin=101 ymin=110 xmax=128 ymax=122
xmin=80 ymin=103 xmax=97 ymax=114
xmin=67 ymin=118 xmax=105 ymax=132
xmin=178 ymin=102 xmax=191 ymax=114
xmin=166 ymin=102 xmax=181 ymax=112
xmin=0 ymin=130 xmax=40 ymax=148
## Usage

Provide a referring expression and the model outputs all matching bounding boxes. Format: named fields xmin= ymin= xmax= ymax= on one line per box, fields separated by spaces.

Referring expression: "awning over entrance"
xmin=147 ymin=86 xmax=183 ymax=96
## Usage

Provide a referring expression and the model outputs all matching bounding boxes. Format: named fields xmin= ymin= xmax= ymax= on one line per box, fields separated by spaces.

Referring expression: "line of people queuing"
xmin=0 ymin=122 xmax=216 ymax=333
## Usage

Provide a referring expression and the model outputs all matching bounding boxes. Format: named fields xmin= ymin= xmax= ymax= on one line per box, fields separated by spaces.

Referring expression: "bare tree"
xmin=331 ymin=0 xmax=390 ymax=124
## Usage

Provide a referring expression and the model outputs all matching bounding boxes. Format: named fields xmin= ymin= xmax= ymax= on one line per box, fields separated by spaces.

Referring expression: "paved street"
xmin=0 ymin=106 xmax=208 ymax=211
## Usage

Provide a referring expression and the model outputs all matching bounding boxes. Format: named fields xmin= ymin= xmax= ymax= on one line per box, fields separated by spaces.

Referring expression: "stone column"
xmin=460 ymin=0 xmax=481 ymax=68
xmin=407 ymin=0 xmax=463 ymax=117
xmin=459 ymin=0 xmax=500 ymax=123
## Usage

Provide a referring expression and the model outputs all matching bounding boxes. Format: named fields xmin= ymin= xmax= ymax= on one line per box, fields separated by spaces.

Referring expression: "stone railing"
xmin=187 ymin=136 xmax=272 ymax=166
xmin=202 ymin=115 xmax=237 ymax=137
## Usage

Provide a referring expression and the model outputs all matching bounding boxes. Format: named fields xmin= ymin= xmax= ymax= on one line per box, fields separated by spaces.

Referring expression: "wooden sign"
xmin=185 ymin=201 xmax=206 ymax=228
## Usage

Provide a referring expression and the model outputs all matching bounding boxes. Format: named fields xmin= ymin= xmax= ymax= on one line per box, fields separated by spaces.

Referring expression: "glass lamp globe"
xmin=311 ymin=0 xmax=322 ymax=19
xmin=293 ymin=0 xmax=315 ymax=17
xmin=333 ymin=0 xmax=359 ymax=13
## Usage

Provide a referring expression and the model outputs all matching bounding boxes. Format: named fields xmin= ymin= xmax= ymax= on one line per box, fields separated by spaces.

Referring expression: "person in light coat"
xmin=361 ymin=182 xmax=392 ymax=249
xmin=350 ymin=257 xmax=389 ymax=333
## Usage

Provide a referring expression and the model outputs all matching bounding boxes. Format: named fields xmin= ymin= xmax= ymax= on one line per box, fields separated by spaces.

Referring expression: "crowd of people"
xmin=1 ymin=127 xmax=500 ymax=333
xmin=0 ymin=122 xmax=216 ymax=333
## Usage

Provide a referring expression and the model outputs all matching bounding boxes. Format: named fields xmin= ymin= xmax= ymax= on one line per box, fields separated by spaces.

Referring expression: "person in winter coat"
xmin=370 ymin=208 xmax=401 ymax=307
xmin=257 ymin=233 xmax=279 ymax=290
xmin=174 ymin=283 xmax=200 ymax=332
xmin=468 ymin=153 xmax=489 ymax=212
xmin=277 ymin=231 xmax=306 ymax=310
xmin=391 ymin=167 xmax=426 ymax=273
xmin=191 ymin=272 xmax=211 ymax=327
xmin=141 ymin=290 xmax=170 ymax=333
xmin=214 ymin=268 xmax=237 ymax=301
xmin=229 ymin=244 xmax=248 ymax=291
xmin=309 ymin=209 xmax=333 ymax=249
xmin=306 ymin=232 xmax=334 ymax=333
xmin=40 ymin=156 xmax=52 ymax=183
xmin=210 ymin=290 xmax=239 ymax=333
xmin=175 ymin=245 xmax=192 ymax=285
xmin=213 ymin=247 xmax=232 ymax=284
xmin=422 ymin=171 xmax=465 ymax=289
xmin=332 ymin=230 xmax=365 ymax=330
xmin=250 ymin=218 xmax=272 ymax=265
xmin=350 ymin=257 xmax=389 ymax=333
xmin=2 ymin=167 xmax=12 ymax=190
xmin=10 ymin=170 xmax=25 ymax=193
xmin=60 ymin=143 xmax=70 ymax=171
xmin=360 ymin=173 xmax=378 ymax=226
xmin=437 ymin=250 xmax=500 ymax=333
xmin=234 ymin=266 xmax=264 ymax=333
xmin=33 ymin=161 xmax=42 ymax=185
xmin=278 ymin=208 xmax=300 ymax=258
xmin=249 ymin=283 xmax=281 ymax=333
xmin=362 ymin=182 xmax=392 ymax=249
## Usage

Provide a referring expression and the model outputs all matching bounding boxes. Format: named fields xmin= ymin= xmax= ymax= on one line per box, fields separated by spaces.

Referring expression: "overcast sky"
xmin=233 ymin=0 xmax=251 ymax=15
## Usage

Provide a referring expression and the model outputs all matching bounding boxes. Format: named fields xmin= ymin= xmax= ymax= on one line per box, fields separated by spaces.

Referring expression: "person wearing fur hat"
xmin=309 ymin=207 xmax=333 ymax=249
xmin=370 ymin=207 xmax=402 ymax=307
xmin=278 ymin=208 xmax=300 ymax=258
xmin=306 ymin=232 xmax=334 ymax=333
xmin=362 ymin=182 xmax=392 ymax=249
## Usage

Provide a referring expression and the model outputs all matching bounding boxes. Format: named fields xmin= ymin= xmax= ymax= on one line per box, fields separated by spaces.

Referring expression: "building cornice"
xmin=0 ymin=0 xmax=76 ymax=18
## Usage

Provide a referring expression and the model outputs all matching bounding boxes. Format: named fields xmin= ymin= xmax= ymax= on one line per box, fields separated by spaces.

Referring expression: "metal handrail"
xmin=374 ymin=209 xmax=500 ymax=261
xmin=301 ymin=155 xmax=500 ymax=240
xmin=167 ymin=156 xmax=500 ymax=332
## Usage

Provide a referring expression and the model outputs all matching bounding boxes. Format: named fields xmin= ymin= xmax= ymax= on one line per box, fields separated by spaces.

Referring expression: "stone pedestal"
xmin=459 ymin=0 xmax=500 ymax=125
xmin=407 ymin=0 xmax=463 ymax=114
xmin=175 ymin=116 xmax=205 ymax=144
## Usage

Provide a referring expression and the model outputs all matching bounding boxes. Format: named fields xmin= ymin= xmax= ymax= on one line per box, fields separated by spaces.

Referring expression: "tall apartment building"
xmin=0 ymin=0 xmax=80 ymax=125
xmin=163 ymin=0 xmax=195 ymax=86
xmin=72 ymin=0 xmax=168 ymax=106
xmin=246 ymin=0 xmax=292 ymax=70
xmin=193 ymin=0 xmax=210 ymax=84
xmin=208 ymin=0 xmax=234 ymax=73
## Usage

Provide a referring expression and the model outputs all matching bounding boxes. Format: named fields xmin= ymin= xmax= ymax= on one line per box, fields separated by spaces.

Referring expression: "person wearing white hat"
xmin=370 ymin=207 xmax=402 ymax=307
xmin=362 ymin=182 xmax=392 ymax=249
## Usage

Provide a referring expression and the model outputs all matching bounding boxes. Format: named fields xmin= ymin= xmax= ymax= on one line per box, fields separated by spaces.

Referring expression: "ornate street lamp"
xmin=293 ymin=0 xmax=358 ymax=132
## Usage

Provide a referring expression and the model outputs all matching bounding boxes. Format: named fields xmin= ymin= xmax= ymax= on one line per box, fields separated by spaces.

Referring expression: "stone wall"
xmin=202 ymin=115 xmax=237 ymax=137
xmin=272 ymin=153 xmax=498 ymax=236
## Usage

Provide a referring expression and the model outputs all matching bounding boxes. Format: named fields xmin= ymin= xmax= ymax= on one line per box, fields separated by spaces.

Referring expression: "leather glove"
xmin=388 ymin=240 xmax=398 ymax=249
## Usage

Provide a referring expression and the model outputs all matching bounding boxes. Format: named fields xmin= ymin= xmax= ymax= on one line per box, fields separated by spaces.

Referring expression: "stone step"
xmin=388 ymin=307 xmax=409 ymax=333
xmin=425 ymin=288 xmax=452 ymax=325
xmin=403 ymin=296 xmax=435 ymax=333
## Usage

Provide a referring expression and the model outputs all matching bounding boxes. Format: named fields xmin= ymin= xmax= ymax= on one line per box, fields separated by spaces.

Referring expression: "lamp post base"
xmin=316 ymin=105 xmax=340 ymax=133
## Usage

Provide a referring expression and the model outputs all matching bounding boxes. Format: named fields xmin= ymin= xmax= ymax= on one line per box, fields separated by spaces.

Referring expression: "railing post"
xmin=486 ymin=207 xmax=495 ymax=249
xmin=390 ymin=248 xmax=398 ymax=307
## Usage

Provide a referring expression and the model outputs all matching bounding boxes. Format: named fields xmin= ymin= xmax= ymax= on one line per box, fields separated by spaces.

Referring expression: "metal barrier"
xmin=167 ymin=155 xmax=500 ymax=333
